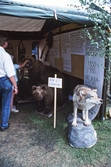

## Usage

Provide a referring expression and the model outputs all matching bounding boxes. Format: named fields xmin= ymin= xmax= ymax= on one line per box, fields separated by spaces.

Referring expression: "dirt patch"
xmin=0 ymin=102 xmax=70 ymax=167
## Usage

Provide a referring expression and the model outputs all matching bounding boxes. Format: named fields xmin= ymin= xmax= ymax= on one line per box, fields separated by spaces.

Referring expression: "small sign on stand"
xmin=48 ymin=74 xmax=62 ymax=128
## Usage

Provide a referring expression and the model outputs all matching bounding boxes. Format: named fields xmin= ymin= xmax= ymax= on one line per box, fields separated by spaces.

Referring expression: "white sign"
xmin=61 ymin=30 xmax=85 ymax=73
xmin=70 ymin=30 xmax=85 ymax=55
xmin=84 ymin=27 xmax=105 ymax=120
xmin=48 ymin=77 xmax=62 ymax=88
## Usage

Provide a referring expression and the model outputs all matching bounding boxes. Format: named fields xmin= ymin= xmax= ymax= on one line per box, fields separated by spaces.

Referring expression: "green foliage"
xmin=78 ymin=0 xmax=111 ymax=84
xmin=69 ymin=0 xmax=111 ymax=83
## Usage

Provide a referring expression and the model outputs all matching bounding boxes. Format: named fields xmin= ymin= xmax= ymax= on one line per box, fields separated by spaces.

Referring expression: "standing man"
xmin=0 ymin=32 xmax=18 ymax=132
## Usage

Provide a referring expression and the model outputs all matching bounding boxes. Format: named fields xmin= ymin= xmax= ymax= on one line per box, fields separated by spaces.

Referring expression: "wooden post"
xmin=54 ymin=74 xmax=57 ymax=128
xmin=48 ymin=74 xmax=62 ymax=128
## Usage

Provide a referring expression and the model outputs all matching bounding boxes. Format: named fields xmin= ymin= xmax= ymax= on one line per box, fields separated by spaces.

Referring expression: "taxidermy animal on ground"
xmin=32 ymin=84 xmax=54 ymax=115
xmin=72 ymin=85 xmax=103 ymax=126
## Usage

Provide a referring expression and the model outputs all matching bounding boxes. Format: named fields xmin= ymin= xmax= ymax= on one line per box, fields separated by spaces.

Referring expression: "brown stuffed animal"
xmin=32 ymin=84 xmax=53 ymax=115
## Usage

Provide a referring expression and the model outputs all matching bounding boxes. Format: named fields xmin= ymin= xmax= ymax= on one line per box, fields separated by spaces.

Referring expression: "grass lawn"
xmin=0 ymin=99 xmax=111 ymax=167
xmin=27 ymin=100 xmax=111 ymax=167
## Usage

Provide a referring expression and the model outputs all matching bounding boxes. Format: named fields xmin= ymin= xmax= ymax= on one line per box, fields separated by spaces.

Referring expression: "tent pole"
xmin=100 ymin=44 xmax=109 ymax=120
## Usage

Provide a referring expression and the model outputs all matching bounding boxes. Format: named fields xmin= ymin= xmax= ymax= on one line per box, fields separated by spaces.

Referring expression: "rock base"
xmin=67 ymin=114 xmax=97 ymax=148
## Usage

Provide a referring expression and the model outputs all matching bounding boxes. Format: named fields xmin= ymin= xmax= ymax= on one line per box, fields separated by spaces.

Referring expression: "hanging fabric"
xmin=18 ymin=40 xmax=26 ymax=62
xmin=40 ymin=32 xmax=53 ymax=61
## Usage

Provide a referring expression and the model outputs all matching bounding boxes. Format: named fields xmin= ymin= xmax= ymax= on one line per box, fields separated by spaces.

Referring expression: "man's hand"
xmin=13 ymin=87 xmax=18 ymax=94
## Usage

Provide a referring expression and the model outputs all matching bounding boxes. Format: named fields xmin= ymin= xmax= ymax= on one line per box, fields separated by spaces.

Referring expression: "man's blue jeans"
xmin=0 ymin=76 xmax=12 ymax=128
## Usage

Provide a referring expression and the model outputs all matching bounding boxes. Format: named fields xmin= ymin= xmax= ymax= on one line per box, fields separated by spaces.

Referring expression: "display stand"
xmin=67 ymin=113 xmax=97 ymax=148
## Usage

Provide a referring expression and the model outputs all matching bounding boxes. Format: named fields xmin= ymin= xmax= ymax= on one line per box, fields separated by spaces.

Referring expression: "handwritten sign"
xmin=84 ymin=27 xmax=105 ymax=120
xmin=48 ymin=77 xmax=62 ymax=88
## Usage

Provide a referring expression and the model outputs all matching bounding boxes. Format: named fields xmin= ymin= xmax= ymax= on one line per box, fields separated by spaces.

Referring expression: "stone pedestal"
xmin=67 ymin=114 xmax=97 ymax=148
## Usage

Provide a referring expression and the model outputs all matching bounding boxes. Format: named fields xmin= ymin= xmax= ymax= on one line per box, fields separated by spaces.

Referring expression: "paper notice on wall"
xmin=61 ymin=33 xmax=71 ymax=72
xmin=70 ymin=30 xmax=85 ymax=55
xmin=84 ymin=28 xmax=105 ymax=120
xmin=61 ymin=33 xmax=70 ymax=59
xmin=61 ymin=30 xmax=85 ymax=73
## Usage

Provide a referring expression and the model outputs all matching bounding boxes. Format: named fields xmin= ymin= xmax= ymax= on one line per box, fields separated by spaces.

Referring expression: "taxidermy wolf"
xmin=72 ymin=85 xmax=103 ymax=126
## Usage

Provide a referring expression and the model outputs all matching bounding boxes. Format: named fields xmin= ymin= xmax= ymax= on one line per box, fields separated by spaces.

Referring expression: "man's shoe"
xmin=0 ymin=125 xmax=10 ymax=132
